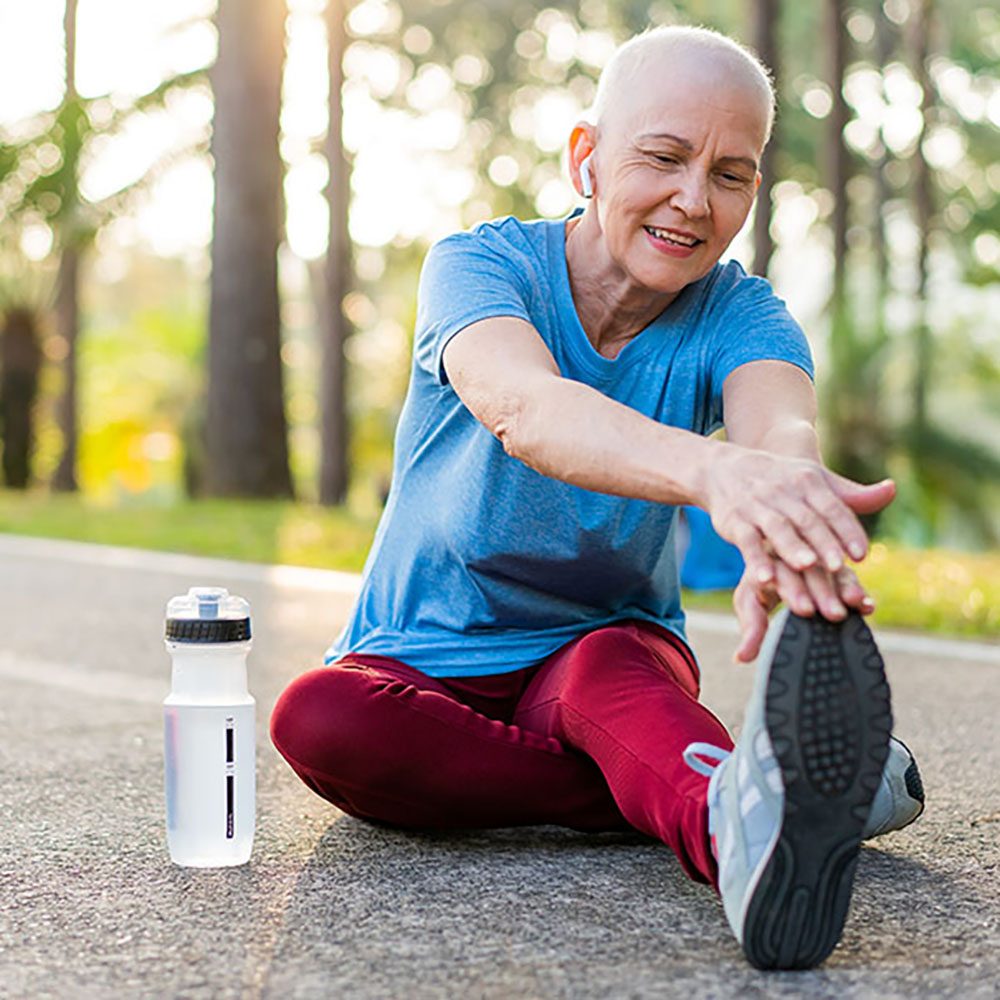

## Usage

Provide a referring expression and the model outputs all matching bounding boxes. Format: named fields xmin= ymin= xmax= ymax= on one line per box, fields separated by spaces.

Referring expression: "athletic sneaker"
xmin=864 ymin=735 xmax=925 ymax=838
xmin=690 ymin=734 xmax=923 ymax=850
xmin=683 ymin=608 xmax=892 ymax=969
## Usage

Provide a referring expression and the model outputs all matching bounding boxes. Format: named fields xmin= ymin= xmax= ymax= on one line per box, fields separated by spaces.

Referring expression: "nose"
xmin=671 ymin=167 xmax=710 ymax=220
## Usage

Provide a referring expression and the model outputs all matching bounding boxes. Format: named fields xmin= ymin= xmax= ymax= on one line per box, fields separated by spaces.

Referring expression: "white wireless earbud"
xmin=579 ymin=153 xmax=594 ymax=198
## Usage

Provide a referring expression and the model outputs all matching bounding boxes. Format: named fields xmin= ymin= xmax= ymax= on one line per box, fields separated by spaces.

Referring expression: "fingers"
xmin=772 ymin=561 xmax=876 ymax=621
xmin=833 ymin=565 xmax=876 ymax=615
xmin=771 ymin=496 xmax=852 ymax=572
xmin=729 ymin=550 xmax=879 ymax=667
xmin=773 ymin=560 xmax=817 ymax=617
xmin=774 ymin=561 xmax=850 ymax=620
xmin=707 ymin=451 xmax=897 ymax=583
xmin=749 ymin=470 xmax=886 ymax=569
xmin=730 ymin=522 xmax=777 ymax=586
xmin=733 ymin=576 xmax=774 ymax=663
xmin=769 ymin=471 xmax=873 ymax=567
xmin=751 ymin=507 xmax=823 ymax=572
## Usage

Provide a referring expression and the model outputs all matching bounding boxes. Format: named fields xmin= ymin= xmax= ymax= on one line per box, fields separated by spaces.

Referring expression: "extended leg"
xmin=513 ymin=620 xmax=734 ymax=883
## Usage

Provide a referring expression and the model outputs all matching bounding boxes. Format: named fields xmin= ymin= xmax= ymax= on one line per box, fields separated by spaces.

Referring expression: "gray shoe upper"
xmin=863 ymin=735 xmax=925 ymax=838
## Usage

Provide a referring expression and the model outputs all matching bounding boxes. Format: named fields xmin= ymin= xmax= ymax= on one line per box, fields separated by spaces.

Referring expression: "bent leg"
xmin=270 ymin=655 xmax=630 ymax=832
xmin=513 ymin=621 xmax=734 ymax=884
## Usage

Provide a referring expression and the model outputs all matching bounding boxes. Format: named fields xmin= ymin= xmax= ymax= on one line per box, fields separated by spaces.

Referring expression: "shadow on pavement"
xmin=847 ymin=843 xmax=997 ymax=966
xmin=250 ymin=818 xmax=995 ymax=998
xmin=256 ymin=815 xmax=723 ymax=997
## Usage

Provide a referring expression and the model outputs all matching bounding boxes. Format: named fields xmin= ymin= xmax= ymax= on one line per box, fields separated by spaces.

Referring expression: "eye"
xmin=653 ymin=154 xmax=680 ymax=165
xmin=718 ymin=171 xmax=750 ymax=186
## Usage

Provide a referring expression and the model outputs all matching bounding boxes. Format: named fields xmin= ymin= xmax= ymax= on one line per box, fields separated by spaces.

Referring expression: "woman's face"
xmin=587 ymin=59 xmax=768 ymax=295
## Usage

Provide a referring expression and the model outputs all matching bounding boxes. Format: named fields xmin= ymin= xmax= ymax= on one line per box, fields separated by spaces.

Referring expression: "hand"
xmin=732 ymin=558 xmax=876 ymax=663
xmin=703 ymin=444 xmax=895 ymax=589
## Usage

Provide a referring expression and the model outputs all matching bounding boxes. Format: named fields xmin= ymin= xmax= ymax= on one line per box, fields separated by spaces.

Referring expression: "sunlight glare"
xmin=136 ymin=158 xmax=213 ymax=257
xmin=76 ymin=0 xmax=213 ymax=99
xmin=0 ymin=0 xmax=64 ymax=121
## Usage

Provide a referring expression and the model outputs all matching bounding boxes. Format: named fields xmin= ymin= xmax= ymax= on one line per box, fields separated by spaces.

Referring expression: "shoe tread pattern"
xmin=742 ymin=612 xmax=892 ymax=970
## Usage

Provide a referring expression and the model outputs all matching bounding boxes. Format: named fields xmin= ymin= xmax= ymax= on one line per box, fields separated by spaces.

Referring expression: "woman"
xmin=271 ymin=25 xmax=922 ymax=970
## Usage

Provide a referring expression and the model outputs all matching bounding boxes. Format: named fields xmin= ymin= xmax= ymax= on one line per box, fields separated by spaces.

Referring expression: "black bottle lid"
xmin=165 ymin=587 xmax=252 ymax=644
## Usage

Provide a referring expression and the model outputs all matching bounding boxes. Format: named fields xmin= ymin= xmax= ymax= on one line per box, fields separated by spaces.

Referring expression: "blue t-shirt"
xmin=326 ymin=212 xmax=814 ymax=677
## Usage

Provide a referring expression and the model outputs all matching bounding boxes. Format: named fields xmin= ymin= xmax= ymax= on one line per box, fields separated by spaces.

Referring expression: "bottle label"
xmin=225 ymin=716 xmax=235 ymax=839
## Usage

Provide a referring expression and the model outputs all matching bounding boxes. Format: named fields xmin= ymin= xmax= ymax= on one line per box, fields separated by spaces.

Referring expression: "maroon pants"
xmin=270 ymin=619 xmax=734 ymax=884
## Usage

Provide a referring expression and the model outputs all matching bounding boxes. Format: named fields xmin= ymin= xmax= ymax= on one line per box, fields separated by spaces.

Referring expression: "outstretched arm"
xmin=721 ymin=360 xmax=895 ymax=661
xmin=443 ymin=318 xmax=893 ymax=597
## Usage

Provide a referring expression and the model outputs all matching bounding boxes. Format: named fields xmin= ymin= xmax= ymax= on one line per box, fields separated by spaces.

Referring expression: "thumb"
xmin=826 ymin=474 xmax=896 ymax=515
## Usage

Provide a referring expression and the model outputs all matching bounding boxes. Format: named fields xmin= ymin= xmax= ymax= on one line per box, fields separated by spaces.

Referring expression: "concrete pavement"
xmin=1 ymin=533 xmax=997 ymax=999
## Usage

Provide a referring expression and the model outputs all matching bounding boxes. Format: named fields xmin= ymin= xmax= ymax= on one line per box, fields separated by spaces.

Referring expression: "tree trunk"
xmin=205 ymin=0 xmax=293 ymax=498
xmin=51 ymin=0 xmax=80 ymax=493
xmin=319 ymin=0 xmax=352 ymax=506
xmin=51 ymin=248 xmax=80 ymax=491
xmin=822 ymin=0 xmax=887 ymax=508
xmin=911 ymin=0 xmax=934 ymax=436
xmin=873 ymin=4 xmax=894 ymax=342
xmin=825 ymin=0 xmax=850 ymax=322
xmin=752 ymin=0 xmax=779 ymax=278
xmin=0 ymin=308 xmax=43 ymax=489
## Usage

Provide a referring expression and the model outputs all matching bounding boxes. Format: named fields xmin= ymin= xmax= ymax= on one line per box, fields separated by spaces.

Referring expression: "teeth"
xmin=646 ymin=225 xmax=699 ymax=247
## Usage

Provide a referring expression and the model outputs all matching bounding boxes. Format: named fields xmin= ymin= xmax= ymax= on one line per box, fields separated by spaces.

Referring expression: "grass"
xmin=0 ymin=490 xmax=379 ymax=573
xmin=682 ymin=544 xmax=1000 ymax=640
xmin=1 ymin=489 xmax=997 ymax=642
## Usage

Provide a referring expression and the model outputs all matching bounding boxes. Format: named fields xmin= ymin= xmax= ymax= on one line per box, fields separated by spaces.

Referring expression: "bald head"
xmin=590 ymin=26 xmax=775 ymax=148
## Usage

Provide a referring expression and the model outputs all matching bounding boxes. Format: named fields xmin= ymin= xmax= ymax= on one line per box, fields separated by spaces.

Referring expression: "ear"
xmin=569 ymin=123 xmax=597 ymax=200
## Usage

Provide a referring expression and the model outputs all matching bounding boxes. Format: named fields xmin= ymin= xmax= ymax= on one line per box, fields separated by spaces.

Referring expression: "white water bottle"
xmin=163 ymin=587 xmax=256 ymax=867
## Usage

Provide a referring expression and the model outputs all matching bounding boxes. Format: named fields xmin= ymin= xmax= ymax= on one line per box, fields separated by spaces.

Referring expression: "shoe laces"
xmin=683 ymin=742 xmax=731 ymax=778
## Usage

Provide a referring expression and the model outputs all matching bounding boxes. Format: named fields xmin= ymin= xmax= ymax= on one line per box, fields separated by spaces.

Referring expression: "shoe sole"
xmin=742 ymin=611 xmax=892 ymax=970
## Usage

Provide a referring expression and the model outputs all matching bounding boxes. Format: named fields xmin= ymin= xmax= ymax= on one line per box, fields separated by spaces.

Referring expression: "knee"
xmin=270 ymin=667 xmax=364 ymax=772
xmin=568 ymin=626 xmax=645 ymax=674
xmin=556 ymin=625 xmax=661 ymax=701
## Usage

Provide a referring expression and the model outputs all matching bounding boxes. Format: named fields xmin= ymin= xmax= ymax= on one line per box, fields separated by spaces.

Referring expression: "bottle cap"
xmin=165 ymin=587 xmax=252 ymax=643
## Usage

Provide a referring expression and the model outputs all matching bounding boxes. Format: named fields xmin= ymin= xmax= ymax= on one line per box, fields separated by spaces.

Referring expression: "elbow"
xmin=759 ymin=417 xmax=819 ymax=457
xmin=491 ymin=391 xmax=536 ymax=462
xmin=493 ymin=397 xmax=529 ymax=460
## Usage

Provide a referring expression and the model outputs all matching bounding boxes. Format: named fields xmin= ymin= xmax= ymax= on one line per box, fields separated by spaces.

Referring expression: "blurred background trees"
xmin=0 ymin=0 xmax=206 ymax=494
xmin=0 ymin=0 xmax=998 ymax=549
xmin=205 ymin=0 xmax=293 ymax=498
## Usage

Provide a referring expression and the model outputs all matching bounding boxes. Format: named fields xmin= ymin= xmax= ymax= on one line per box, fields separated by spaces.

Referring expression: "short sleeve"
xmin=706 ymin=271 xmax=815 ymax=429
xmin=413 ymin=232 xmax=534 ymax=386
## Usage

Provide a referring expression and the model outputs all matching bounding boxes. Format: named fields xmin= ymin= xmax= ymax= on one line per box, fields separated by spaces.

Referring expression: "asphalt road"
xmin=1 ymin=533 xmax=997 ymax=1000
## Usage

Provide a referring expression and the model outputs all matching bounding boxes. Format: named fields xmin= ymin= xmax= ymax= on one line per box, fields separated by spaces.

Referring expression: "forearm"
xmin=723 ymin=361 xmax=823 ymax=465
xmin=502 ymin=374 xmax=722 ymax=506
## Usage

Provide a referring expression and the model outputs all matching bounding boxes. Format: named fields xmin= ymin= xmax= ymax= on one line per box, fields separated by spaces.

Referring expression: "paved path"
xmin=1 ymin=534 xmax=997 ymax=1000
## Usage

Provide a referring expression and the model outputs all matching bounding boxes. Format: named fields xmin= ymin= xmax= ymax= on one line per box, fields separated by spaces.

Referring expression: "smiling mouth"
xmin=643 ymin=225 xmax=703 ymax=248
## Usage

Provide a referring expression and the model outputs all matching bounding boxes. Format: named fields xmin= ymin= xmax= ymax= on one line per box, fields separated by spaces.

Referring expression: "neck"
xmin=564 ymin=209 xmax=678 ymax=359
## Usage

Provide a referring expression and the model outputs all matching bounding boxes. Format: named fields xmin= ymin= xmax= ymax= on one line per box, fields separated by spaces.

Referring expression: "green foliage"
xmin=856 ymin=540 xmax=1000 ymax=637
xmin=0 ymin=70 xmax=209 ymax=249
xmin=76 ymin=304 xmax=206 ymax=500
